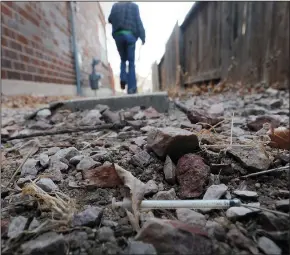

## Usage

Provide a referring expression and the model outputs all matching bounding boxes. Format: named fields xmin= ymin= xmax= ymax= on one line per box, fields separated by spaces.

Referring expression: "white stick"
xmin=112 ymin=198 xmax=241 ymax=210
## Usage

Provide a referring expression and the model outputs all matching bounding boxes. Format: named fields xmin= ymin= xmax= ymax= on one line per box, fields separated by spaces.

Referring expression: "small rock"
xmin=233 ymin=190 xmax=258 ymax=199
xmin=39 ymin=153 xmax=49 ymax=167
xmin=228 ymin=146 xmax=272 ymax=172
xmin=153 ymin=188 xmax=177 ymax=200
xmin=18 ymin=139 xmax=40 ymax=156
xmin=203 ymin=184 xmax=228 ymax=200
xmin=226 ymin=203 xmax=260 ymax=220
xmin=46 ymin=147 xmax=61 ymax=156
xmin=247 ymin=116 xmax=280 ymax=131
xmin=17 ymin=175 xmax=36 ymax=187
xmin=135 ymin=219 xmax=213 ymax=255
xmin=49 ymin=155 xmax=68 ymax=173
xmin=143 ymin=107 xmax=160 ymax=119
xmin=8 ymin=216 xmax=28 ymax=239
xmin=79 ymin=109 xmax=102 ymax=126
xmin=176 ymin=208 xmax=206 ymax=227
xmin=145 ymin=180 xmax=158 ymax=196
xmin=95 ymin=104 xmax=109 ymax=113
xmin=76 ymin=157 xmax=98 ymax=171
xmin=72 ymin=206 xmax=103 ymax=227
xmin=91 ymin=151 xmax=111 ymax=162
xmin=1 ymin=128 xmax=9 ymax=138
xmin=131 ymin=150 xmax=151 ymax=168
xmin=208 ymin=103 xmax=224 ymax=118
xmin=176 ymin=154 xmax=210 ymax=198
xmin=36 ymin=178 xmax=58 ymax=192
xmin=21 ymin=231 xmax=66 ymax=255
xmin=205 ymin=221 xmax=226 ymax=242
xmin=127 ymin=120 xmax=146 ymax=129
xmin=210 ymin=163 xmax=234 ymax=175
xmin=266 ymin=87 xmax=279 ymax=96
xmin=133 ymin=136 xmax=147 ymax=147
xmin=97 ymin=227 xmax=115 ymax=242
xmin=147 ymin=127 xmax=199 ymax=162
xmin=259 ymin=212 xmax=289 ymax=231
xmin=129 ymin=144 xmax=142 ymax=154
xmin=30 ymin=120 xmax=53 ymax=130
xmin=36 ymin=109 xmax=51 ymax=118
xmin=180 ymin=122 xmax=203 ymax=131
xmin=69 ymin=155 xmax=85 ymax=165
xmin=227 ymin=228 xmax=259 ymax=254
xmin=163 ymin=155 xmax=176 ymax=185
xmin=242 ymin=106 xmax=268 ymax=116
xmin=134 ymin=111 xmax=146 ymax=120
xmin=28 ymin=218 xmax=40 ymax=230
xmin=75 ymin=172 xmax=83 ymax=181
xmin=258 ymin=236 xmax=282 ymax=255
xmin=21 ymin=159 xmax=38 ymax=177
xmin=124 ymin=241 xmax=157 ymax=255
xmin=140 ymin=126 xmax=155 ymax=133
xmin=102 ymin=220 xmax=118 ymax=228
xmin=102 ymin=109 xmax=121 ymax=124
xmin=275 ymin=199 xmax=289 ymax=212
xmin=54 ymin=147 xmax=80 ymax=161
xmin=255 ymin=183 xmax=261 ymax=188
xmin=82 ymin=164 xmax=122 ymax=188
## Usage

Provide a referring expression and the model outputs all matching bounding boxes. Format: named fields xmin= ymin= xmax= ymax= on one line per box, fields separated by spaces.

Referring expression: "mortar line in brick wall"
xmin=1 ymin=67 xmax=76 ymax=83
xmin=1 ymin=45 xmax=75 ymax=75
xmin=1 ymin=26 xmax=74 ymax=64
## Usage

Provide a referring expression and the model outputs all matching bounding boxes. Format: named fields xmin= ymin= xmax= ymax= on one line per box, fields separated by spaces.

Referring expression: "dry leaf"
xmin=115 ymin=164 xmax=146 ymax=231
xmin=267 ymin=126 xmax=290 ymax=150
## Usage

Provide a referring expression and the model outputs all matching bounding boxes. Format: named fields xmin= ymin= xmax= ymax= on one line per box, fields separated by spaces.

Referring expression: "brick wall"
xmin=74 ymin=2 xmax=111 ymax=88
xmin=1 ymin=2 xmax=76 ymax=84
xmin=1 ymin=2 xmax=113 ymax=91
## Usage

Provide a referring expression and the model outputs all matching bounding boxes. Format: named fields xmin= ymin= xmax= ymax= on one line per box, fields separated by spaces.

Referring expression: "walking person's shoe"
xmin=120 ymin=81 xmax=126 ymax=90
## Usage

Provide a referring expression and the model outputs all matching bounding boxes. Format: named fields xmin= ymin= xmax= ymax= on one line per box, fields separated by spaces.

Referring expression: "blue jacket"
xmin=108 ymin=2 xmax=146 ymax=43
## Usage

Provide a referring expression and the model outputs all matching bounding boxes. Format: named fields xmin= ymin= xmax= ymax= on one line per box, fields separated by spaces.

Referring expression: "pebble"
xmin=76 ymin=157 xmax=98 ymax=171
xmin=55 ymin=147 xmax=80 ymax=161
xmin=39 ymin=153 xmax=49 ymax=167
xmin=46 ymin=147 xmax=61 ymax=156
xmin=21 ymin=159 xmax=38 ymax=177
xmin=36 ymin=178 xmax=58 ymax=192
xmin=226 ymin=203 xmax=260 ymax=220
xmin=144 ymin=180 xmax=159 ymax=196
xmin=97 ymin=227 xmax=115 ymax=242
xmin=130 ymin=150 xmax=151 ymax=168
xmin=28 ymin=218 xmax=40 ymax=230
xmin=258 ymin=236 xmax=282 ymax=255
xmin=163 ymin=155 xmax=176 ymax=185
xmin=153 ymin=188 xmax=177 ymax=200
xmin=8 ymin=216 xmax=28 ymax=239
xmin=233 ymin=190 xmax=258 ymax=199
xmin=72 ymin=206 xmax=103 ymax=227
xmin=255 ymin=183 xmax=261 ymax=188
xmin=124 ymin=241 xmax=157 ymax=255
xmin=203 ymin=184 xmax=228 ymax=200
xmin=36 ymin=109 xmax=51 ymax=118
xmin=275 ymin=199 xmax=289 ymax=212
xmin=17 ymin=175 xmax=35 ymax=187
xmin=69 ymin=155 xmax=85 ymax=165
xmin=176 ymin=208 xmax=206 ymax=227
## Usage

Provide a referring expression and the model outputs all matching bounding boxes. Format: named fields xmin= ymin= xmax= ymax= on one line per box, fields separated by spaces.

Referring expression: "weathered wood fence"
xmin=153 ymin=1 xmax=289 ymax=91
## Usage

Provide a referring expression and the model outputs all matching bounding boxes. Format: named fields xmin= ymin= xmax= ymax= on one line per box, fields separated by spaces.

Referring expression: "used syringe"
xmin=112 ymin=197 xmax=241 ymax=210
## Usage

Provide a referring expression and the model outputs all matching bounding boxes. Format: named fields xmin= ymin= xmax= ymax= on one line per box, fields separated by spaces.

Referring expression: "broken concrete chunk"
xmin=233 ymin=190 xmax=258 ymax=199
xmin=39 ymin=153 xmax=49 ymax=167
xmin=49 ymin=155 xmax=68 ymax=173
xmin=147 ymin=127 xmax=199 ymax=162
xmin=135 ymin=219 xmax=213 ymax=255
xmin=69 ymin=155 xmax=85 ymax=165
xmin=176 ymin=154 xmax=210 ymax=198
xmin=124 ymin=241 xmax=157 ymax=255
xmin=226 ymin=203 xmax=260 ymax=220
xmin=143 ymin=107 xmax=160 ymax=119
xmin=208 ymin=103 xmax=224 ymax=118
xmin=36 ymin=108 xmax=51 ymax=119
xmin=97 ymin=227 xmax=115 ymax=242
xmin=176 ymin=208 xmax=206 ymax=227
xmin=79 ymin=109 xmax=102 ymax=126
xmin=72 ymin=206 xmax=103 ymax=227
xmin=102 ymin=109 xmax=121 ymax=124
xmin=21 ymin=159 xmax=38 ymax=177
xmin=54 ymin=147 xmax=80 ymax=161
xmin=8 ymin=216 xmax=28 ymax=239
xmin=163 ymin=155 xmax=176 ymax=185
xmin=131 ymin=150 xmax=151 ymax=168
xmin=140 ymin=126 xmax=155 ymax=133
xmin=46 ymin=147 xmax=61 ymax=156
xmin=203 ymin=184 xmax=228 ymax=200
xmin=36 ymin=178 xmax=58 ymax=192
xmin=258 ymin=236 xmax=282 ymax=255
xmin=76 ymin=157 xmax=98 ymax=171
xmin=228 ymin=147 xmax=272 ymax=172
xmin=144 ymin=180 xmax=159 ymax=196
xmin=21 ymin=231 xmax=66 ymax=255
xmin=153 ymin=188 xmax=177 ymax=200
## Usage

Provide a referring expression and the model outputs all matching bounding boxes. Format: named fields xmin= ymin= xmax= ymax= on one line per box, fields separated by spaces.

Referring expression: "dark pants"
xmin=113 ymin=33 xmax=137 ymax=94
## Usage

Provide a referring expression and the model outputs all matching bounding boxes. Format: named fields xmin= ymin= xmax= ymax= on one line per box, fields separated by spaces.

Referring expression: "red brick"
xmin=17 ymin=34 xmax=28 ymax=45
xmin=1 ymin=59 xmax=12 ymax=69
xmin=27 ymin=65 xmax=37 ymax=73
xmin=1 ymin=37 xmax=8 ymax=47
xmin=5 ymin=2 xmax=13 ymax=8
xmin=13 ymin=62 xmax=26 ymax=71
xmin=9 ymin=40 xmax=22 ymax=51
xmin=21 ymin=73 xmax=33 ymax=81
xmin=20 ymin=54 xmax=30 ymax=63
xmin=19 ymin=8 xmax=39 ymax=26
xmin=1 ymin=70 xmax=8 ymax=79
xmin=3 ymin=49 xmax=18 ymax=60
xmin=24 ymin=46 xmax=33 ymax=55
xmin=2 ymin=27 xmax=16 ymax=39
xmin=1 ymin=4 xmax=13 ymax=17
xmin=7 ymin=71 xmax=21 ymax=80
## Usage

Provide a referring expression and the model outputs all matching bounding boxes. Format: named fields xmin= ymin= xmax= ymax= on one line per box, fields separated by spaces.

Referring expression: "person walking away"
xmin=108 ymin=2 xmax=145 ymax=94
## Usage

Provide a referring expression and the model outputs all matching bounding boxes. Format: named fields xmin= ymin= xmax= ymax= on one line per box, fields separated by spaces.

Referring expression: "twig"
xmin=242 ymin=203 xmax=289 ymax=217
xmin=241 ymin=166 xmax=289 ymax=179
xmin=3 ymin=123 xmax=125 ymax=142
xmin=230 ymin=112 xmax=234 ymax=148
xmin=5 ymin=147 xmax=35 ymax=188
